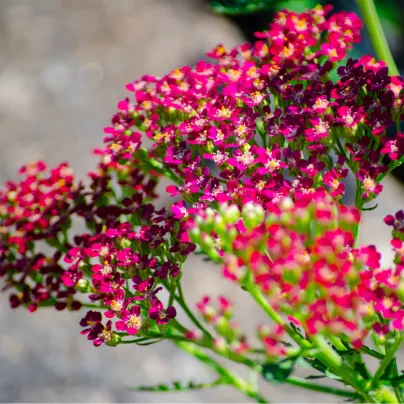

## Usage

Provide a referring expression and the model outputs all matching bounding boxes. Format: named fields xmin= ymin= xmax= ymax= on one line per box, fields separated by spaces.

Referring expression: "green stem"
xmin=176 ymin=282 xmax=214 ymax=339
xmin=353 ymin=184 xmax=363 ymax=246
xmin=356 ymin=0 xmax=399 ymax=76
xmin=391 ymin=359 xmax=404 ymax=404
xmin=313 ymin=335 xmax=376 ymax=403
xmin=377 ymin=154 xmax=404 ymax=183
xmin=360 ymin=345 xmax=385 ymax=360
xmin=176 ymin=338 xmax=356 ymax=400
xmin=123 ymin=331 xmax=357 ymax=400
xmin=332 ymin=129 xmax=355 ymax=174
xmin=245 ymin=284 xmax=376 ymax=399
xmin=246 ymin=282 xmax=311 ymax=349
xmin=176 ymin=341 xmax=268 ymax=403
xmin=373 ymin=333 xmax=404 ymax=388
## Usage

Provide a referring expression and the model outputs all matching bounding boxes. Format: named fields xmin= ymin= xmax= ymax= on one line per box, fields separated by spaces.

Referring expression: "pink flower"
xmin=116 ymin=305 xmax=143 ymax=335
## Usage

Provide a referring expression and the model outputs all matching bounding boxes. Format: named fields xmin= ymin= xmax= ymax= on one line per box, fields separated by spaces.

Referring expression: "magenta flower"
xmin=148 ymin=300 xmax=176 ymax=324
xmin=384 ymin=210 xmax=404 ymax=233
xmin=80 ymin=311 xmax=114 ymax=347
xmin=381 ymin=132 xmax=404 ymax=160
xmin=132 ymin=275 xmax=162 ymax=301
xmin=116 ymin=305 xmax=142 ymax=335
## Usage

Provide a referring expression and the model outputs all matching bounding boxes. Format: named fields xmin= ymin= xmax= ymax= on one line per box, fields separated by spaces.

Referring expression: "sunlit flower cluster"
xmin=0 ymin=5 xmax=403 ymax=358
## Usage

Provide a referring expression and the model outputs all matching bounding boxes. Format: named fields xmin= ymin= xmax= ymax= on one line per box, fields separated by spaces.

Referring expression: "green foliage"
xmin=209 ymin=0 xmax=275 ymax=15
xmin=129 ymin=379 xmax=223 ymax=393
xmin=261 ymin=357 xmax=297 ymax=384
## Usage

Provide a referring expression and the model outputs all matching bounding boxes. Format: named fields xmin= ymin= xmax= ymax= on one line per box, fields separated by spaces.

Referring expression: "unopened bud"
xmin=214 ymin=336 xmax=228 ymax=353
xmin=221 ymin=204 xmax=240 ymax=224
xmin=75 ymin=279 xmax=90 ymax=293
xmin=120 ymin=238 xmax=132 ymax=248
xmin=213 ymin=215 xmax=226 ymax=235
xmin=106 ymin=333 xmax=121 ymax=347
xmin=397 ymin=273 xmax=404 ymax=302
xmin=204 ymin=208 xmax=215 ymax=230
xmin=242 ymin=203 xmax=265 ymax=230
xmin=188 ymin=228 xmax=201 ymax=244
xmin=280 ymin=197 xmax=294 ymax=211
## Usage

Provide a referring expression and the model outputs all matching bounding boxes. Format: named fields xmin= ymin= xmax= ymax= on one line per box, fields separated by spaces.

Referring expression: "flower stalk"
xmin=356 ymin=0 xmax=400 ymax=76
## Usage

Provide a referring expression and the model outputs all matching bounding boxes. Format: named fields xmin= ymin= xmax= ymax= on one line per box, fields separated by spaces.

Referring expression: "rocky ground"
xmin=0 ymin=0 xmax=403 ymax=402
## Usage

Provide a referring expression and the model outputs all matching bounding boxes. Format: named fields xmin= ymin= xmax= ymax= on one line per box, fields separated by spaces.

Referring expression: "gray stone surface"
xmin=0 ymin=0 xmax=403 ymax=402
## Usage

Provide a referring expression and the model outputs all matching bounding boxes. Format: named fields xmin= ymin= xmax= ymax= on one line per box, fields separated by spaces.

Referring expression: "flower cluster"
xmin=0 ymin=5 xmax=404 ymax=359
xmin=0 ymin=155 xmax=188 ymax=344
xmin=190 ymin=191 xmax=404 ymax=348
xmin=194 ymin=295 xmax=250 ymax=354
xmin=102 ymin=6 xmax=403 ymax=226
xmin=0 ymin=161 xmax=83 ymax=312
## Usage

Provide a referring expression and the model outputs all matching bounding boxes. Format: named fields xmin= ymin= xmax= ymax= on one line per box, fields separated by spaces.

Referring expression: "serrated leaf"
xmin=380 ymin=359 xmax=397 ymax=382
xmin=381 ymin=364 xmax=404 ymax=385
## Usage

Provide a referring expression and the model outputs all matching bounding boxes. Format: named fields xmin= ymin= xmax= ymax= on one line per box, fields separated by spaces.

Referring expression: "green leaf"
xmin=129 ymin=379 xmax=223 ymax=393
xmin=383 ymin=373 xmax=404 ymax=385
xmin=262 ymin=358 xmax=296 ymax=385
xmin=362 ymin=203 xmax=378 ymax=211
xmin=289 ymin=322 xmax=304 ymax=336
xmin=303 ymin=356 xmax=328 ymax=373
xmin=335 ymin=348 xmax=356 ymax=357
xmin=324 ymin=370 xmax=343 ymax=381
xmin=302 ymin=357 xmax=342 ymax=381
xmin=135 ymin=339 xmax=163 ymax=346
xmin=305 ymin=375 xmax=326 ymax=380
xmin=354 ymin=362 xmax=370 ymax=381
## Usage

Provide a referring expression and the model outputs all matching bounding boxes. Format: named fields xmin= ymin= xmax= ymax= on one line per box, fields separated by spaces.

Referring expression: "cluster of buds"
xmin=195 ymin=295 xmax=250 ymax=354
xmin=190 ymin=190 xmax=404 ymax=348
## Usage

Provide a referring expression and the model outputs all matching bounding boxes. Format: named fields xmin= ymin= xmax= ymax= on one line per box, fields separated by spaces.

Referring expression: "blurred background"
xmin=0 ymin=0 xmax=403 ymax=402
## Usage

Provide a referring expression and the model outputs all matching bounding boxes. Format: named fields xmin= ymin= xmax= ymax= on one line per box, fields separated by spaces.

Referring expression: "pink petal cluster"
xmin=0 ymin=5 xmax=403 ymax=351
xmin=190 ymin=190 xmax=404 ymax=348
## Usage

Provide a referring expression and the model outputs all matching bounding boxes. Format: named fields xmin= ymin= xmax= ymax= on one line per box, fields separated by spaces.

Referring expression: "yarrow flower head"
xmin=2 ymin=5 xmax=404 ymax=402
xmin=190 ymin=190 xmax=404 ymax=347
xmin=1 ymin=2 xmax=403 ymax=343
